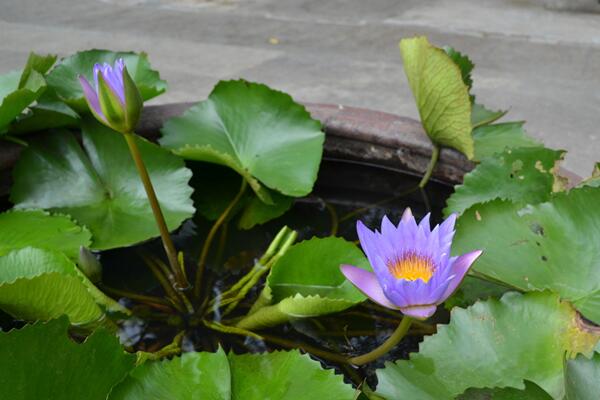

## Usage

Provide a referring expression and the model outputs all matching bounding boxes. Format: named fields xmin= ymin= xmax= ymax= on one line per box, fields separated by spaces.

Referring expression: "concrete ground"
xmin=1 ymin=0 xmax=599 ymax=175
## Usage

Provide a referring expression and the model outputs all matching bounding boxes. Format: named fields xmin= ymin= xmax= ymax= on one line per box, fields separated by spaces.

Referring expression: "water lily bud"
xmin=78 ymin=246 xmax=103 ymax=283
xmin=78 ymin=59 xmax=142 ymax=134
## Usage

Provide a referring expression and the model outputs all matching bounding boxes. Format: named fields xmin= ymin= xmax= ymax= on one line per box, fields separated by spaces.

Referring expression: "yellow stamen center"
xmin=387 ymin=253 xmax=434 ymax=283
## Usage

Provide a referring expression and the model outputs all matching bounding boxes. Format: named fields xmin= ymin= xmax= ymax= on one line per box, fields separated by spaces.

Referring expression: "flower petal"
xmin=440 ymin=250 xmax=483 ymax=301
xmin=340 ymin=264 xmax=398 ymax=309
xmin=78 ymin=75 xmax=105 ymax=121
xmin=400 ymin=304 xmax=437 ymax=320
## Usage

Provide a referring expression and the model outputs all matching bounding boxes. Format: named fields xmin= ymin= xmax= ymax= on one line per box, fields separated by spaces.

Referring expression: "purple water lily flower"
xmin=341 ymin=209 xmax=482 ymax=320
xmin=78 ymin=58 xmax=142 ymax=134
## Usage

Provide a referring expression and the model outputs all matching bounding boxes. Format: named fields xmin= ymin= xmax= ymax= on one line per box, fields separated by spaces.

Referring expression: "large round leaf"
xmin=565 ymin=353 xmax=600 ymax=400
xmin=160 ymin=80 xmax=324 ymax=201
xmin=237 ymin=237 xmax=369 ymax=330
xmin=110 ymin=348 xmax=356 ymax=400
xmin=400 ymin=37 xmax=473 ymax=159
xmin=11 ymin=121 xmax=195 ymax=250
xmin=452 ymin=187 xmax=600 ymax=324
xmin=376 ymin=292 xmax=600 ymax=400
xmin=46 ymin=50 xmax=166 ymax=112
xmin=0 ymin=210 xmax=91 ymax=259
xmin=445 ymin=146 xmax=564 ymax=216
xmin=472 ymin=122 xmax=540 ymax=162
xmin=0 ymin=247 xmax=124 ymax=324
xmin=0 ymin=318 xmax=135 ymax=400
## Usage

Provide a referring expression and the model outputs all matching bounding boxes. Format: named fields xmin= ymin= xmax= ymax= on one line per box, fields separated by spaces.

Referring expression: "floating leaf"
xmin=460 ymin=382 xmax=553 ymax=400
xmin=445 ymin=147 xmax=564 ymax=216
xmin=452 ymin=187 xmax=600 ymax=324
xmin=400 ymin=37 xmax=473 ymax=158
xmin=237 ymin=237 xmax=369 ymax=330
xmin=110 ymin=348 xmax=355 ymax=399
xmin=565 ymin=353 xmax=600 ymax=400
xmin=376 ymin=292 xmax=599 ymax=400
xmin=444 ymin=275 xmax=509 ymax=309
xmin=238 ymin=191 xmax=294 ymax=230
xmin=473 ymin=122 xmax=540 ymax=161
xmin=0 ymin=52 xmax=56 ymax=133
xmin=160 ymin=80 xmax=324 ymax=201
xmin=0 ymin=210 xmax=91 ymax=259
xmin=47 ymin=50 xmax=166 ymax=112
xmin=0 ymin=318 xmax=135 ymax=400
xmin=471 ymin=103 xmax=508 ymax=129
xmin=9 ymin=90 xmax=80 ymax=134
xmin=0 ymin=247 xmax=124 ymax=324
xmin=11 ymin=121 xmax=194 ymax=250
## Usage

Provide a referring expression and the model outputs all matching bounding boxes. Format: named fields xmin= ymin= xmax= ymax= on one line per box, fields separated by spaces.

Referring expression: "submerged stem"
xmin=124 ymin=133 xmax=189 ymax=290
xmin=194 ymin=179 xmax=248 ymax=299
xmin=348 ymin=316 xmax=413 ymax=366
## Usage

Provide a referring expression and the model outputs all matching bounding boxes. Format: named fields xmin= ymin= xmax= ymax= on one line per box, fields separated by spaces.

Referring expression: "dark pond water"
xmin=0 ymin=157 xmax=455 ymax=386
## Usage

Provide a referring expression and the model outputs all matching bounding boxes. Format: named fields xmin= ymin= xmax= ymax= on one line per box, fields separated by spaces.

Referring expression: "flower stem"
xmin=418 ymin=144 xmax=440 ymax=189
xmin=194 ymin=179 xmax=248 ymax=299
xmin=124 ymin=133 xmax=189 ymax=291
xmin=348 ymin=316 xmax=413 ymax=365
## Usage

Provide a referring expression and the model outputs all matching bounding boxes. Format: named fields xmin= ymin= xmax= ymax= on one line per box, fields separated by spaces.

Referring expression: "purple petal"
xmin=400 ymin=304 xmax=437 ymax=320
xmin=79 ymin=75 xmax=105 ymax=121
xmin=340 ymin=264 xmax=398 ymax=309
xmin=401 ymin=207 xmax=413 ymax=223
xmin=440 ymin=250 xmax=483 ymax=301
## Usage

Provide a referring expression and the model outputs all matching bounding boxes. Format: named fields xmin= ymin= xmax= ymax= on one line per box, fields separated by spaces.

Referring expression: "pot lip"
xmin=0 ymin=102 xmax=581 ymax=187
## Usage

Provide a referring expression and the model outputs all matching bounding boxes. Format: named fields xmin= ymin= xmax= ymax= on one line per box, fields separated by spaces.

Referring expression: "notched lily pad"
xmin=0 ymin=209 xmax=91 ymax=259
xmin=453 ymin=187 xmax=600 ymax=325
xmin=160 ymin=79 xmax=324 ymax=202
xmin=445 ymin=146 xmax=565 ymax=216
xmin=10 ymin=121 xmax=195 ymax=250
xmin=236 ymin=236 xmax=369 ymax=330
xmin=46 ymin=49 xmax=166 ymax=112
xmin=110 ymin=348 xmax=356 ymax=399
xmin=376 ymin=292 xmax=600 ymax=400
xmin=0 ymin=247 xmax=125 ymax=325
xmin=0 ymin=317 xmax=136 ymax=400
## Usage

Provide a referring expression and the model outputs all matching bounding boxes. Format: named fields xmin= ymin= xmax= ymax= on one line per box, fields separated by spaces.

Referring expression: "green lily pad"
xmin=565 ymin=353 xmax=600 ymax=400
xmin=460 ymin=382 xmax=553 ymax=400
xmin=236 ymin=237 xmax=369 ymax=330
xmin=0 ymin=317 xmax=136 ymax=400
xmin=0 ymin=52 xmax=56 ymax=133
xmin=400 ymin=37 xmax=473 ymax=159
xmin=473 ymin=122 xmax=541 ymax=162
xmin=0 ymin=209 xmax=91 ymax=259
xmin=444 ymin=275 xmax=510 ymax=310
xmin=375 ymin=292 xmax=599 ymax=400
xmin=110 ymin=348 xmax=356 ymax=400
xmin=445 ymin=146 xmax=564 ymax=216
xmin=160 ymin=80 xmax=324 ymax=201
xmin=471 ymin=103 xmax=508 ymax=129
xmin=9 ymin=89 xmax=80 ymax=134
xmin=11 ymin=121 xmax=195 ymax=250
xmin=0 ymin=247 xmax=124 ymax=324
xmin=238 ymin=191 xmax=294 ymax=230
xmin=452 ymin=187 xmax=600 ymax=324
xmin=46 ymin=50 xmax=166 ymax=112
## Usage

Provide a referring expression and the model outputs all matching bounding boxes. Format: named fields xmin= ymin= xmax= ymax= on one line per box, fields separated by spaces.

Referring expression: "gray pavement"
xmin=1 ymin=0 xmax=599 ymax=175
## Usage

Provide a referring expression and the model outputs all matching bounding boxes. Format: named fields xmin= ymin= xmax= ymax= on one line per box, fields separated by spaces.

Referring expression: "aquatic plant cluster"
xmin=0 ymin=37 xmax=598 ymax=399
